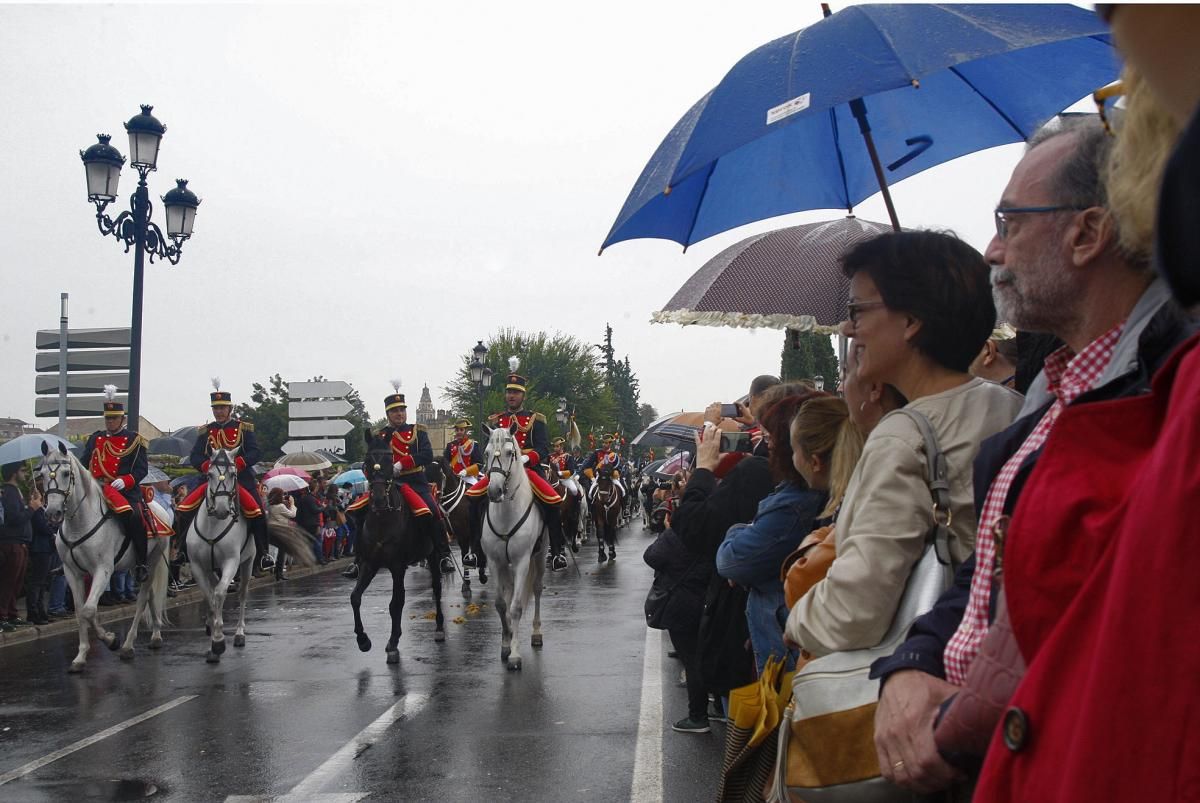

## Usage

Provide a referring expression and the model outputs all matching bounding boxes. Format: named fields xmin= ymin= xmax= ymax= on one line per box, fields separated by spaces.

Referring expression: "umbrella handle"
xmin=886 ymin=136 xmax=933 ymax=172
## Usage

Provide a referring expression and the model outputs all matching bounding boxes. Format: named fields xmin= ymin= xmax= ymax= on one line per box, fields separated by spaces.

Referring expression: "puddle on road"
xmin=22 ymin=778 xmax=162 ymax=800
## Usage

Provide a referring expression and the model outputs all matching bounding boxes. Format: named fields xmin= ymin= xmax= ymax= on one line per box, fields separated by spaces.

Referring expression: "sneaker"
xmin=551 ymin=553 xmax=568 ymax=571
xmin=671 ymin=717 xmax=711 ymax=734
xmin=0 ymin=620 xmax=15 ymax=632
xmin=7 ymin=618 xmax=33 ymax=629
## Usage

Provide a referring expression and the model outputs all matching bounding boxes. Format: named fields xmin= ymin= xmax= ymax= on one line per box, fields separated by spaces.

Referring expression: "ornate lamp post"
xmin=80 ymin=105 xmax=200 ymax=431
xmin=468 ymin=340 xmax=493 ymax=435
xmin=814 ymin=375 xmax=826 ymax=392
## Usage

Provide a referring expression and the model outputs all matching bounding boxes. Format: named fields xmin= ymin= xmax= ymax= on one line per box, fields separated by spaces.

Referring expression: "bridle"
xmin=366 ymin=453 xmax=401 ymax=514
xmin=486 ymin=432 xmax=523 ymax=502
xmin=41 ymin=454 xmax=116 ymax=574
xmin=205 ymin=450 xmax=241 ymax=521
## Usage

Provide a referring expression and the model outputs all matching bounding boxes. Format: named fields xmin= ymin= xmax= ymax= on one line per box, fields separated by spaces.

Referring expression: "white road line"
xmin=0 ymin=694 xmax=198 ymax=786
xmin=278 ymin=692 xmax=429 ymax=801
xmin=630 ymin=626 xmax=664 ymax=803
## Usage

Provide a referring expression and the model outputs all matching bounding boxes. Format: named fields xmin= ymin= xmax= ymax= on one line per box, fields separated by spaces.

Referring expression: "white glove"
xmin=392 ymin=462 xmax=404 ymax=476
xmin=520 ymin=454 xmax=530 ymax=465
xmin=110 ymin=478 xmax=126 ymax=491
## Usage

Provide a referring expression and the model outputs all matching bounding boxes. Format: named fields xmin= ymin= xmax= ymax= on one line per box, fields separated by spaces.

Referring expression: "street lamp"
xmin=814 ymin=375 xmax=826 ymax=392
xmin=80 ymin=105 xmax=200 ymax=430
xmin=469 ymin=340 xmax=493 ymax=435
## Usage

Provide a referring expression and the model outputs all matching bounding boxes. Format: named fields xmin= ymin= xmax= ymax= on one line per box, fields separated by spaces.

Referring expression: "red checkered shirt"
xmin=943 ymin=322 xmax=1125 ymax=684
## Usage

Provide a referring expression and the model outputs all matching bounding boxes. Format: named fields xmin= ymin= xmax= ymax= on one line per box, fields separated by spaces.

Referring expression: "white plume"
xmin=211 ymin=377 xmax=221 ymax=391
xmin=508 ymin=356 xmax=520 ymax=373
xmin=390 ymin=378 xmax=402 ymax=393
xmin=103 ymin=384 xmax=117 ymax=401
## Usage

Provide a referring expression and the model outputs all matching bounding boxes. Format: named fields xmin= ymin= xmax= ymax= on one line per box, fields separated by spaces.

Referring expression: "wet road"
xmin=0 ymin=522 xmax=723 ymax=802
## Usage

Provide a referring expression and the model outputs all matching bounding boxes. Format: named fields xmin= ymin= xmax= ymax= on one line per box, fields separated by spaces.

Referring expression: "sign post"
xmin=58 ymin=293 xmax=68 ymax=437
xmin=283 ymin=381 xmax=352 ymax=456
xmin=35 ymin=320 xmax=131 ymax=430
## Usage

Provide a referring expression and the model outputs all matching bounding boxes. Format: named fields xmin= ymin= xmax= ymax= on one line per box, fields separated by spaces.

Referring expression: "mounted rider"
xmin=361 ymin=383 xmax=455 ymax=575
xmin=175 ymin=380 xmax=269 ymax=573
xmin=78 ymin=387 xmax=151 ymax=582
xmin=580 ymin=433 xmax=627 ymax=501
xmin=445 ymin=418 xmax=486 ymax=569
xmin=549 ymin=438 xmax=581 ymax=499
xmin=466 ymin=357 xmax=568 ymax=572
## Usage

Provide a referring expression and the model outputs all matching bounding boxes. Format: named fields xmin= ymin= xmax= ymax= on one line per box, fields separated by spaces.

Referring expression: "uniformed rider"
xmin=175 ymin=382 xmax=269 ymax=573
xmin=549 ymin=437 xmax=581 ymax=499
xmin=580 ymin=434 xmax=627 ymax=500
xmin=79 ymin=389 xmax=151 ymax=582
xmin=466 ymin=357 xmax=568 ymax=572
xmin=445 ymin=418 xmax=485 ymax=569
xmin=373 ymin=387 xmax=455 ymax=575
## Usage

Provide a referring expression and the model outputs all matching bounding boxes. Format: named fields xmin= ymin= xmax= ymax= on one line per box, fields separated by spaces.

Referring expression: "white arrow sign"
xmin=289 ymin=419 xmax=354 ymax=438
xmin=289 ymin=399 xmax=353 ymax=419
xmin=281 ymin=438 xmax=345 ymax=455
xmin=288 ymin=381 xmax=351 ymax=400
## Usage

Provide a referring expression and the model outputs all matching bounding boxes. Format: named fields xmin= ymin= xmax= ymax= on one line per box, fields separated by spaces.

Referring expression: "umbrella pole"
xmin=849 ymin=98 xmax=902 ymax=232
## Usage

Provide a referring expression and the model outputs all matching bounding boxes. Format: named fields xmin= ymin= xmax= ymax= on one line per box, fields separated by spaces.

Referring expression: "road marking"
xmin=279 ymin=692 xmax=428 ymax=801
xmin=0 ymin=695 xmax=198 ymax=786
xmin=630 ymin=626 xmax=663 ymax=803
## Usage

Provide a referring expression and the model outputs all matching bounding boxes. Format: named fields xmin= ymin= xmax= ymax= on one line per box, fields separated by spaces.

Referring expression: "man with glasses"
xmin=869 ymin=116 xmax=1194 ymax=794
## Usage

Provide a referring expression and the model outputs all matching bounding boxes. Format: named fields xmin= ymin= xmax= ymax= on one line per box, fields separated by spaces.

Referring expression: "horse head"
xmin=485 ymin=426 xmax=522 ymax=503
xmin=207 ymin=447 xmax=240 ymax=520
xmin=363 ymin=436 xmax=396 ymax=513
xmin=38 ymin=439 xmax=74 ymax=526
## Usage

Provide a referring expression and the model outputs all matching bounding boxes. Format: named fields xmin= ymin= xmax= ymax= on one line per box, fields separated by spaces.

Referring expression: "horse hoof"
xmin=212 ymin=639 xmax=226 ymax=656
xmin=149 ymin=636 xmax=163 ymax=650
xmin=357 ymin=635 xmax=372 ymax=652
xmin=233 ymin=634 xmax=246 ymax=648
xmin=531 ymin=633 xmax=543 ymax=648
xmin=598 ymin=553 xmax=606 ymax=563
xmin=68 ymin=661 xmax=85 ymax=674
xmin=206 ymin=651 xmax=220 ymax=664
xmin=478 ymin=572 xmax=488 ymax=585
xmin=205 ymin=625 xmax=211 ymax=636
xmin=119 ymin=647 xmax=135 ymax=661
xmin=386 ymin=650 xmax=399 ymax=665
xmin=507 ymin=656 xmax=523 ymax=671
xmin=461 ymin=580 xmax=471 ymax=596
xmin=434 ymin=630 xmax=445 ymax=643
xmin=105 ymin=633 xmax=121 ymax=651
xmin=500 ymin=647 xmax=511 ymax=663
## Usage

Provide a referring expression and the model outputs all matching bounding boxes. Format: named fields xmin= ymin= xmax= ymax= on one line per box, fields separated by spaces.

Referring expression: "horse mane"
xmin=62 ymin=450 xmax=96 ymax=502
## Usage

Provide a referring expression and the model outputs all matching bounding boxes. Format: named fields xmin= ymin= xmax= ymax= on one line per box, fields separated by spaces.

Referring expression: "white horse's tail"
xmin=143 ymin=553 xmax=171 ymax=628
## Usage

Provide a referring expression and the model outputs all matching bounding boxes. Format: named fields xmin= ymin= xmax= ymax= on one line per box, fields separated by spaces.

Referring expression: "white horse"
xmin=183 ymin=447 xmax=255 ymax=663
xmin=481 ymin=427 xmax=547 ymax=671
xmin=38 ymin=441 xmax=170 ymax=673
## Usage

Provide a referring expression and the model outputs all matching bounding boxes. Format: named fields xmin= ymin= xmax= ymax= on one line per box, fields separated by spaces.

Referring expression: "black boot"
xmin=251 ymin=517 xmax=271 ymax=575
xmin=122 ymin=511 xmax=150 ymax=583
xmin=469 ymin=497 xmax=487 ymax=579
xmin=540 ymin=502 xmax=567 ymax=571
xmin=174 ymin=507 xmax=195 ymax=561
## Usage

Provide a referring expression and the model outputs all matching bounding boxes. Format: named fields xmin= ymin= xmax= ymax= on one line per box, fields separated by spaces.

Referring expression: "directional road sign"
xmin=35 ymin=349 xmax=130 ymax=373
xmin=289 ymin=399 xmax=353 ymax=419
xmin=281 ymin=439 xmax=346 ymax=455
xmin=288 ymin=381 xmax=352 ymax=399
xmin=289 ymin=419 xmax=355 ymax=438
xmin=35 ymin=372 xmax=129 ymax=395
xmin=36 ymin=327 xmax=131 ymax=350
xmin=35 ymin=395 xmax=128 ymax=418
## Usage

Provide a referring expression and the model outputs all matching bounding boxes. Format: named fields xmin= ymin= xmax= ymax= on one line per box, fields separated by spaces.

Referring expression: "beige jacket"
xmin=786 ymin=378 xmax=1023 ymax=656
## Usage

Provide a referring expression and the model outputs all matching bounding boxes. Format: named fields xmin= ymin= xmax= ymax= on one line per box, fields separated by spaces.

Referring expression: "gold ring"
xmin=893 ymin=760 xmax=905 ymax=770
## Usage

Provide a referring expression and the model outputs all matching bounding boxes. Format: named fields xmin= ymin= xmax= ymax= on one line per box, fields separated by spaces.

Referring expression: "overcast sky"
xmin=0 ymin=2 xmax=1088 ymax=432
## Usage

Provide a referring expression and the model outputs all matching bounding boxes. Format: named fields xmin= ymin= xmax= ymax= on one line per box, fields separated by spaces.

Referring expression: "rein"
xmin=484 ymin=431 xmax=543 ymax=561
xmin=193 ymin=449 xmax=249 ymax=573
xmin=43 ymin=456 xmax=117 ymax=576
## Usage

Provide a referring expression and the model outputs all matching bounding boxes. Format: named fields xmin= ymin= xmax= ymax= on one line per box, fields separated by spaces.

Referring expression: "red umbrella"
xmin=263 ymin=466 xmax=312 ymax=482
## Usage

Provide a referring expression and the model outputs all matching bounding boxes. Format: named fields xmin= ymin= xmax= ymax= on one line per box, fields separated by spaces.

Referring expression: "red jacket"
xmin=976 ymin=334 xmax=1200 ymax=801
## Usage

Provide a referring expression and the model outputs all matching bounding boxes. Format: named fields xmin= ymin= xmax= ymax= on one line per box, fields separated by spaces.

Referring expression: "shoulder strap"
xmin=895 ymin=408 xmax=955 ymax=575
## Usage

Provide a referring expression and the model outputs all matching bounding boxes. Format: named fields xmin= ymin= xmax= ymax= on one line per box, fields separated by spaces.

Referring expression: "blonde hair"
xmin=790 ymin=397 xmax=865 ymax=518
xmin=1105 ymin=66 xmax=1183 ymax=266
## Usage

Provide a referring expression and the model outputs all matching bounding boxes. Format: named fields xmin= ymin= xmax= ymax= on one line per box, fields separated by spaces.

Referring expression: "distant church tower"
xmin=416 ymin=384 xmax=435 ymax=425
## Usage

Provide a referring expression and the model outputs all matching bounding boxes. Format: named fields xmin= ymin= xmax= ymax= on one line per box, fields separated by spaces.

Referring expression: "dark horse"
xmin=351 ymin=433 xmax=446 ymax=664
xmin=553 ymin=477 xmax=583 ymax=553
xmin=589 ymin=475 xmax=622 ymax=563
xmin=429 ymin=456 xmax=477 ymax=593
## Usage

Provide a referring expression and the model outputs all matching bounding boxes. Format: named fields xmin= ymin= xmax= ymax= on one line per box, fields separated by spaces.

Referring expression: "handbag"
xmin=769 ymin=409 xmax=956 ymax=803
xmin=933 ymin=515 xmax=1025 ymax=764
xmin=780 ymin=525 xmax=836 ymax=611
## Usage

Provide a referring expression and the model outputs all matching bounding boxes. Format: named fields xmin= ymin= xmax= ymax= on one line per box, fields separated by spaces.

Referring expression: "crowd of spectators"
xmin=642 ymin=6 xmax=1200 ymax=797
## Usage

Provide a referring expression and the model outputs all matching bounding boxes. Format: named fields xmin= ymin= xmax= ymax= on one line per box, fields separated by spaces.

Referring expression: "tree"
xmin=781 ymin=330 xmax=840 ymax=387
xmin=235 ymin=374 xmax=289 ymax=460
xmin=638 ymin=403 xmax=659 ymax=429
xmin=445 ymin=329 xmax=614 ymax=440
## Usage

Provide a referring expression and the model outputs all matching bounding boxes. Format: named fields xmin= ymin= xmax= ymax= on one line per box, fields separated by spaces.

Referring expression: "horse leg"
xmin=385 ymin=567 xmax=405 ymax=665
xmin=494 ymin=571 xmax=512 ymax=664
xmin=83 ymin=565 xmax=120 ymax=653
xmin=207 ymin=560 xmax=236 ymax=662
xmin=119 ymin=563 xmax=145 ymax=661
xmin=431 ymin=558 xmax=446 ymax=643
xmin=597 ymin=518 xmax=607 ymax=562
xmin=506 ymin=557 xmax=532 ymax=671
xmin=531 ymin=543 xmax=545 ymax=650
xmin=146 ymin=544 xmax=169 ymax=650
xmin=350 ymin=562 xmax=381 ymax=653
xmin=233 ymin=557 xmax=252 ymax=648
xmin=63 ymin=567 xmax=92 ymax=673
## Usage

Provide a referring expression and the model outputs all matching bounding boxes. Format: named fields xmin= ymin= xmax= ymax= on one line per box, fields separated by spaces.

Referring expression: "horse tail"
xmin=270 ymin=521 xmax=319 ymax=567
xmin=145 ymin=552 xmax=171 ymax=628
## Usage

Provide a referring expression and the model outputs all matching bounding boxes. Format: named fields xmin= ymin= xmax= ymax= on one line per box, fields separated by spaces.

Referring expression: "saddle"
xmin=101 ymin=486 xmax=173 ymax=537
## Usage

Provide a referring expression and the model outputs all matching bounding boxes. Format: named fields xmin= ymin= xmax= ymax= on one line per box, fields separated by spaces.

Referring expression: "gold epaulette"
xmin=487 ymin=413 xmax=501 ymax=422
xmin=240 ymin=421 xmax=254 ymax=432
xmin=533 ymin=412 xmax=546 ymax=423
xmin=414 ymin=424 xmax=426 ymax=433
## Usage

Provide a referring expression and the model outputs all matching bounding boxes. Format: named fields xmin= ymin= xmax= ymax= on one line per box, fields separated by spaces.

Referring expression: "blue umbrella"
xmin=602 ymin=3 xmax=1118 ymax=250
xmin=331 ymin=469 xmax=366 ymax=487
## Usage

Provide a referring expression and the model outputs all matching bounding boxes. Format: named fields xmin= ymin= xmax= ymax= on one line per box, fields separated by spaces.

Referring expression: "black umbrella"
xmin=149 ymin=437 xmax=191 ymax=457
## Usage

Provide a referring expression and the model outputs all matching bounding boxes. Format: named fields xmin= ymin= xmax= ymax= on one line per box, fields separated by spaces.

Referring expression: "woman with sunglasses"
xmin=785 ymin=230 xmax=1023 ymax=658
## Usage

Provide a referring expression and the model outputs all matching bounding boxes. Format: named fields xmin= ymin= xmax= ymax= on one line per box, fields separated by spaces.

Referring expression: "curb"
xmin=0 ymin=557 xmax=356 ymax=650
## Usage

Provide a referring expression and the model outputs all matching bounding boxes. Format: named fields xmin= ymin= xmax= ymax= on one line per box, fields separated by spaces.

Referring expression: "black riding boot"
xmin=251 ymin=517 xmax=270 ymax=574
xmin=174 ymin=507 xmax=195 ymax=562
xmin=468 ymin=497 xmax=487 ymax=579
xmin=122 ymin=511 xmax=150 ymax=583
xmin=540 ymin=502 xmax=567 ymax=571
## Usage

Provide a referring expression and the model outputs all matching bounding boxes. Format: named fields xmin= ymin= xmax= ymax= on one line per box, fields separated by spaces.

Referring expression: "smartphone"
xmin=719 ymin=431 xmax=753 ymax=453
xmin=720 ymin=403 xmax=740 ymax=418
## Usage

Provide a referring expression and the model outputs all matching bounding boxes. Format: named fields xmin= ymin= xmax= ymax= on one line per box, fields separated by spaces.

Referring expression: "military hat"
xmin=210 ymin=377 xmax=232 ymax=407
xmin=601 ymin=433 xmax=615 ymax=445
xmin=385 ymin=379 xmax=406 ymax=411
xmin=454 ymin=418 xmax=472 ymax=429
xmin=551 ymin=437 xmax=565 ymax=447
xmin=505 ymin=356 xmax=527 ymax=393
xmin=103 ymin=384 xmax=124 ymax=417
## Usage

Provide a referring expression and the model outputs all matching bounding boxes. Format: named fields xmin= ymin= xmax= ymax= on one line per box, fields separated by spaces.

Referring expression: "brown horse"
xmin=588 ymin=475 xmax=622 ymax=562
xmin=430 ymin=456 xmax=478 ymax=593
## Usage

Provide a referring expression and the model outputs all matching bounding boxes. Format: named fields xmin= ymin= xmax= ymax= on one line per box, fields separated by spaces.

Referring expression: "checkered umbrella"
xmin=652 ymin=217 xmax=893 ymax=334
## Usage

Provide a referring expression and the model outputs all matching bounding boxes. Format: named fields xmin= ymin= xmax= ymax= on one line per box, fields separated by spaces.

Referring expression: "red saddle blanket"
xmin=99 ymin=485 xmax=173 ymax=538
xmin=346 ymin=484 xmax=432 ymax=517
xmin=464 ymin=469 xmax=562 ymax=504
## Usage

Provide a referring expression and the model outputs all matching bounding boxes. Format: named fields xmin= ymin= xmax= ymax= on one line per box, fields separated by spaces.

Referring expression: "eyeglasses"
xmin=1093 ymin=81 xmax=1124 ymax=136
xmin=993 ymin=206 xmax=1088 ymax=240
xmin=846 ymin=300 xmax=886 ymax=326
